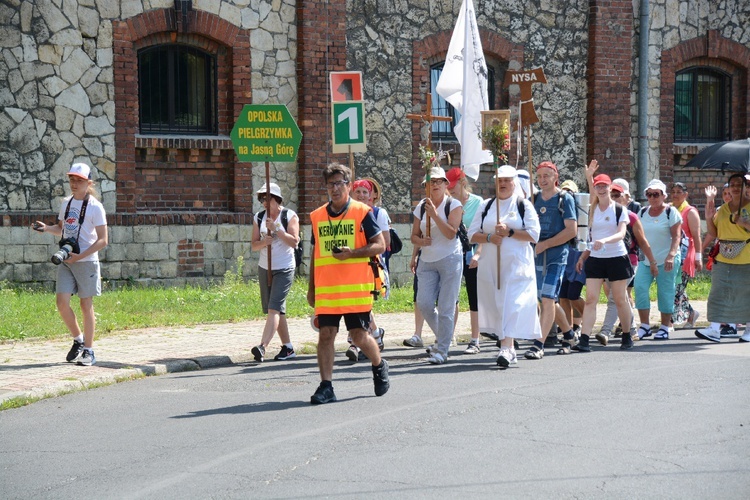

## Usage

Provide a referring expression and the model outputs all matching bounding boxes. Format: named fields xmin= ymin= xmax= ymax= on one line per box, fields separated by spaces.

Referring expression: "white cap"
xmin=644 ymin=179 xmax=667 ymax=196
xmin=494 ymin=164 xmax=518 ymax=178
xmin=256 ymin=182 xmax=283 ymax=202
xmin=612 ymin=178 xmax=630 ymax=195
xmin=67 ymin=163 xmax=92 ymax=180
xmin=427 ymin=166 xmax=447 ymax=181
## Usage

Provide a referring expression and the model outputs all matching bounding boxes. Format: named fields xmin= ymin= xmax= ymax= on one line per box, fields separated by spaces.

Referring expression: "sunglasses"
xmin=611 ymin=192 xmax=622 ymax=198
xmin=645 ymin=191 xmax=662 ymax=198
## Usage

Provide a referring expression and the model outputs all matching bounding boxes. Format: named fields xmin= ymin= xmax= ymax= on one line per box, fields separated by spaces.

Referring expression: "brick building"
xmin=1 ymin=0 xmax=748 ymax=287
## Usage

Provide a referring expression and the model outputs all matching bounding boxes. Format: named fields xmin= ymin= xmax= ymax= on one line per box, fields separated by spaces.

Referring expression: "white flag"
xmin=435 ymin=0 xmax=493 ymax=180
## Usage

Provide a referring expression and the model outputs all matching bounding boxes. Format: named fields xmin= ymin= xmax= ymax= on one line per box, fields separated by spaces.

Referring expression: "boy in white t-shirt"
xmin=33 ymin=163 xmax=108 ymax=366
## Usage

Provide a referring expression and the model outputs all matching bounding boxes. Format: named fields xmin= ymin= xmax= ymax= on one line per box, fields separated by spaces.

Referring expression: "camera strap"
xmin=64 ymin=194 xmax=89 ymax=243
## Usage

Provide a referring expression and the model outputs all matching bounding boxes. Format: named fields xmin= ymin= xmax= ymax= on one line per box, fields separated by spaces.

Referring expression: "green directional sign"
xmin=332 ymin=101 xmax=366 ymax=153
xmin=230 ymin=104 xmax=302 ymax=162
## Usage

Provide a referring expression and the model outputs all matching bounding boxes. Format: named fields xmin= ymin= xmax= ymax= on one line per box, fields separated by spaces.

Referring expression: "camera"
xmin=51 ymin=237 xmax=80 ymax=265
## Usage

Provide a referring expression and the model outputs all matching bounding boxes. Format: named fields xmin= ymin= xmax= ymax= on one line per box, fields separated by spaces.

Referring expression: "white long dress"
xmin=467 ymin=195 xmax=542 ymax=340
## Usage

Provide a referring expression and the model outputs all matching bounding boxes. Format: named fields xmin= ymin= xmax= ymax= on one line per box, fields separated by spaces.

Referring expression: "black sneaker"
xmin=251 ymin=345 xmax=265 ymax=362
xmin=66 ymin=339 xmax=85 ymax=363
xmin=77 ymin=349 xmax=96 ymax=366
xmin=543 ymin=335 xmax=557 ymax=349
xmin=574 ymin=334 xmax=591 ymax=353
xmin=274 ymin=345 xmax=296 ymax=361
xmin=620 ymin=332 xmax=634 ymax=350
xmin=480 ymin=332 xmax=499 ymax=341
xmin=372 ymin=359 xmax=390 ymax=396
xmin=310 ymin=382 xmax=337 ymax=405
xmin=720 ymin=325 xmax=738 ymax=337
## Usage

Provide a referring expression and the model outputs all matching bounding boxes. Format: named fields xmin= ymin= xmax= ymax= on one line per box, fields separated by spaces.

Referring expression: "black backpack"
xmin=480 ymin=197 xmax=528 ymax=229
xmin=373 ymin=206 xmax=402 ymax=254
xmin=256 ymin=208 xmax=303 ymax=268
xmin=418 ymin=197 xmax=472 ymax=252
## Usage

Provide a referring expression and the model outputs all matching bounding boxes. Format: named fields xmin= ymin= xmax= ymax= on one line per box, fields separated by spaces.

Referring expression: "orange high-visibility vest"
xmin=310 ymin=199 xmax=375 ymax=315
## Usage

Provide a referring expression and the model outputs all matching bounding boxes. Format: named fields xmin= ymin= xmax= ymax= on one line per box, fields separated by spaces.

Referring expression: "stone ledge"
xmin=134 ymin=134 xmax=233 ymax=150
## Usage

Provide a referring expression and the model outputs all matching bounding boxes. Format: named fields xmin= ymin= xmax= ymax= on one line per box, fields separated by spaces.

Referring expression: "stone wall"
xmin=344 ymin=0 xmax=591 ymax=212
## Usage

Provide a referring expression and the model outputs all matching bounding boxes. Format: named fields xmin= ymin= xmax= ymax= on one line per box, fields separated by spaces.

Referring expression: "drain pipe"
xmin=636 ymin=0 xmax=650 ymax=201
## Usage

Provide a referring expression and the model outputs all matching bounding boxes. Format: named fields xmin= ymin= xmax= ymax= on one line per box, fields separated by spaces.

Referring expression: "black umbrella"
xmin=685 ymin=138 xmax=749 ymax=173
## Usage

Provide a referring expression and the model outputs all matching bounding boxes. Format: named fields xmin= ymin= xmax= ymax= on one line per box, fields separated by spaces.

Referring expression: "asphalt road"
xmin=1 ymin=331 xmax=749 ymax=499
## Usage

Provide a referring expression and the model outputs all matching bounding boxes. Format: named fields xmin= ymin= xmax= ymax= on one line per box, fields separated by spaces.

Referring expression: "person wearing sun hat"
xmin=412 ymin=165 xmax=464 ymax=364
xmin=577 ymin=160 xmax=635 ymax=351
xmin=467 ymin=165 xmax=542 ymax=368
xmin=32 ymin=162 xmax=108 ymax=366
xmin=612 ymin=178 xmax=642 ymax=214
xmin=632 ymin=179 xmax=683 ymax=342
xmin=250 ymin=181 xmax=300 ymax=363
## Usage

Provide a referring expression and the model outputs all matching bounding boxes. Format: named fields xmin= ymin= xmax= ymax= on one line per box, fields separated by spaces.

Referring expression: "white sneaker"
xmin=496 ymin=347 xmax=515 ymax=369
xmin=695 ymin=327 xmax=721 ymax=343
xmin=740 ymin=330 xmax=750 ymax=343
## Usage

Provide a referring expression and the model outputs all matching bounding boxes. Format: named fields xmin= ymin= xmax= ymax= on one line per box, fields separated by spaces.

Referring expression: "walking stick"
xmin=265 ymin=161 xmax=272 ymax=287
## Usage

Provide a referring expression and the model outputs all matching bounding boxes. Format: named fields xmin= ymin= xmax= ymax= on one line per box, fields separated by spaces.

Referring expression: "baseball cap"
xmin=593 ymin=174 xmax=612 ymax=186
xmin=644 ymin=179 xmax=667 ymax=196
xmin=612 ymin=178 xmax=630 ymax=195
xmin=67 ymin=163 xmax=92 ymax=180
xmin=537 ymin=161 xmax=557 ymax=173
xmin=256 ymin=182 xmax=283 ymax=202
xmin=495 ymin=165 xmax=518 ymax=179
xmin=610 ymin=183 xmax=624 ymax=193
xmin=560 ymin=179 xmax=578 ymax=193
xmin=446 ymin=167 xmax=465 ymax=189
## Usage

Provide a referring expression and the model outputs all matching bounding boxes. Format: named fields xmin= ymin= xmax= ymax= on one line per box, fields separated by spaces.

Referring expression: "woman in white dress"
xmin=467 ymin=165 xmax=542 ymax=368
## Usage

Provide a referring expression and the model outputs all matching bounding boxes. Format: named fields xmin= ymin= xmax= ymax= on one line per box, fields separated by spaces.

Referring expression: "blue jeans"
xmin=416 ymin=252 xmax=463 ymax=357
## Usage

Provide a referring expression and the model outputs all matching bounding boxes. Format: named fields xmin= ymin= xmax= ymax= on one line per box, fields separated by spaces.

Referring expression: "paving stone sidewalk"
xmin=0 ymin=302 xmax=710 ymax=406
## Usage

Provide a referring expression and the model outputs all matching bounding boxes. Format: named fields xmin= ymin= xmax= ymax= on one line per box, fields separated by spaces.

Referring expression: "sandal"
xmin=654 ymin=327 xmax=670 ymax=340
xmin=637 ymin=325 xmax=652 ymax=340
xmin=524 ymin=346 xmax=544 ymax=360
xmin=428 ymin=352 xmax=446 ymax=364
xmin=557 ymin=345 xmax=571 ymax=355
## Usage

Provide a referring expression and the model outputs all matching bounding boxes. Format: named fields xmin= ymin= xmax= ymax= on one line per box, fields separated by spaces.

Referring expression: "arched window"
xmin=138 ymin=44 xmax=217 ymax=134
xmin=674 ymin=67 xmax=731 ymax=143
xmin=430 ymin=62 xmax=497 ymax=141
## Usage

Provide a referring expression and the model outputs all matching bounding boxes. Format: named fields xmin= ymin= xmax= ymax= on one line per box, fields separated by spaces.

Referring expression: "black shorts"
xmin=559 ymin=279 xmax=584 ymax=301
xmin=318 ymin=312 xmax=371 ymax=332
xmin=584 ymin=255 xmax=634 ymax=282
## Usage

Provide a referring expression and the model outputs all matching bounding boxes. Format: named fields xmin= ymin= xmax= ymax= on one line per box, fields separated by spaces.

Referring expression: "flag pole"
xmin=460 ymin=0 xmax=469 ymax=173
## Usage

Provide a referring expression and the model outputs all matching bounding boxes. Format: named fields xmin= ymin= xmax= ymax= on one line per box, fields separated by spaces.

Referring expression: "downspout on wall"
xmin=636 ymin=0 xmax=650 ymax=200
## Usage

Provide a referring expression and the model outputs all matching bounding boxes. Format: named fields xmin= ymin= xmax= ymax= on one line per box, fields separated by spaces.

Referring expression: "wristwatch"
xmin=508 ymin=229 xmax=515 ymax=238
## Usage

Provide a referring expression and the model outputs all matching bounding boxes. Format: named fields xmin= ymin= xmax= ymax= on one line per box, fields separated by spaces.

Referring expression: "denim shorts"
xmin=535 ymin=253 xmax=566 ymax=300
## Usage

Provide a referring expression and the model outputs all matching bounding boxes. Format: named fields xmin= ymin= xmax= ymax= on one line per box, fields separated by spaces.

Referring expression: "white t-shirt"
xmin=412 ymin=196 xmax=462 ymax=262
xmin=57 ymin=195 xmax=107 ymax=262
xmin=257 ymin=208 xmax=297 ymax=270
xmin=589 ymin=202 xmax=629 ymax=258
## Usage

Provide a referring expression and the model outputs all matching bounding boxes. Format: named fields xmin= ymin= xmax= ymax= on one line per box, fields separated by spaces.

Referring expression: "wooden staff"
xmin=527 ymin=127 xmax=534 ymax=204
xmin=495 ymin=161 xmax=502 ymax=289
xmin=265 ymin=161 xmax=272 ymax=287
xmin=349 ymin=145 xmax=355 ymax=180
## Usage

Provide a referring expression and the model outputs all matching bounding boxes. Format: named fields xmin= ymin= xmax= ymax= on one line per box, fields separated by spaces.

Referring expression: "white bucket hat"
xmin=256 ymin=182 xmax=283 ymax=202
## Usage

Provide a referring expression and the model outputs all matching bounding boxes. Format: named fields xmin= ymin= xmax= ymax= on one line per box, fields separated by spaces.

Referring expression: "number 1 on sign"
xmin=337 ymin=106 xmax=359 ymax=140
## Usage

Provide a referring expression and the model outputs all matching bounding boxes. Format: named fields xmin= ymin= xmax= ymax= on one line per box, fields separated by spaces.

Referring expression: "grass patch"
xmin=0 ymin=266 xmax=710 ymax=343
